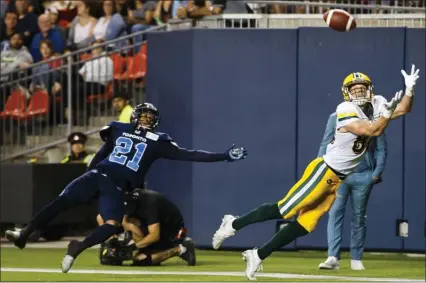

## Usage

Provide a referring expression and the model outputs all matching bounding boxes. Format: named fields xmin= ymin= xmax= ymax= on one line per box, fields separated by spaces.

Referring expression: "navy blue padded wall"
xmin=296 ymin=28 xmax=405 ymax=250
xmin=190 ymin=29 xmax=298 ymax=247
xmin=145 ymin=30 xmax=194 ymax=232
xmin=403 ymin=28 xmax=425 ymax=252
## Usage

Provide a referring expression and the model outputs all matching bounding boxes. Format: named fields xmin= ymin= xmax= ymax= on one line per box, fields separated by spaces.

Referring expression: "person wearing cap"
xmin=61 ymin=132 xmax=95 ymax=165
xmin=44 ymin=6 xmax=66 ymax=41
xmin=112 ymin=91 xmax=133 ymax=123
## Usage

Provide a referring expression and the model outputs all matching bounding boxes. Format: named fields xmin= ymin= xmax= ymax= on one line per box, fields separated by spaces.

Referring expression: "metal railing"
xmin=0 ymin=25 xmax=167 ymax=162
xmin=242 ymin=0 xmax=425 ymax=14
xmin=168 ymin=13 xmax=425 ymax=29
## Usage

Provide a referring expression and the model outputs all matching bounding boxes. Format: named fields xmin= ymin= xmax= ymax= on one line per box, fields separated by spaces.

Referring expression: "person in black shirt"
xmin=98 ymin=188 xmax=196 ymax=266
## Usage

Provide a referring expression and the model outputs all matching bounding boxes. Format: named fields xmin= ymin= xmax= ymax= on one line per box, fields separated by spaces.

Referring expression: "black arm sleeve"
xmin=86 ymin=139 xmax=114 ymax=171
xmin=161 ymin=142 xmax=228 ymax=162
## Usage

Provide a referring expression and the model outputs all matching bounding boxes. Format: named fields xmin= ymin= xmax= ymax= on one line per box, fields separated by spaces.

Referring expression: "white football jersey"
xmin=323 ymin=95 xmax=387 ymax=175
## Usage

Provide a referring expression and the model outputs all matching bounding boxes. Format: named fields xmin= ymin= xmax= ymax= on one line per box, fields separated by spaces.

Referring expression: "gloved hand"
xmin=401 ymin=64 xmax=420 ymax=96
xmin=225 ymin=144 xmax=247 ymax=162
xmin=382 ymin=90 xmax=403 ymax=119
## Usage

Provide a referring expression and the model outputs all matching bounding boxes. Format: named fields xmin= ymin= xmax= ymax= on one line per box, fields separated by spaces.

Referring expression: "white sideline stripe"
xmin=1 ymin=267 xmax=422 ymax=282
xmin=279 ymin=163 xmax=327 ymax=215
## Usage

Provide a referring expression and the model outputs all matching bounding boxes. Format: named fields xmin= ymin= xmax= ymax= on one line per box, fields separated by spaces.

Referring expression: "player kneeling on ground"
xmin=97 ymin=188 xmax=195 ymax=266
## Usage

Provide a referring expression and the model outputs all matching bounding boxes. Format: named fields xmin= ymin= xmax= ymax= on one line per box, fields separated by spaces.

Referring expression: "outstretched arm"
xmin=391 ymin=64 xmax=420 ymax=119
xmin=86 ymin=140 xmax=114 ymax=171
xmin=341 ymin=90 xmax=403 ymax=137
xmin=161 ymin=142 xmax=247 ymax=162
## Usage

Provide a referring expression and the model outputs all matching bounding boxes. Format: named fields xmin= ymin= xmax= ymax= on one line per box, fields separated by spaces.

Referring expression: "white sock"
xmin=179 ymin=244 xmax=187 ymax=255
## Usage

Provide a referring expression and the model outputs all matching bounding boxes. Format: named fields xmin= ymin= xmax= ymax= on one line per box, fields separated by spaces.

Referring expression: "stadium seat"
xmin=110 ymin=53 xmax=126 ymax=80
xmin=26 ymin=90 xmax=50 ymax=119
xmin=0 ymin=89 xmax=27 ymax=119
xmin=80 ymin=53 xmax=92 ymax=61
xmin=121 ymin=51 xmax=147 ymax=80
xmin=86 ymin=83 xmax=113 ymax=103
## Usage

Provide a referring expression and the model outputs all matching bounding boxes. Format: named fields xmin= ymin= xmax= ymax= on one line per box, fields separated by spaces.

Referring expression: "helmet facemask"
xmin=345 ymin=83 xmax=373 ymax=106
xmin=131 ymin=103 xmax=160 ymax=131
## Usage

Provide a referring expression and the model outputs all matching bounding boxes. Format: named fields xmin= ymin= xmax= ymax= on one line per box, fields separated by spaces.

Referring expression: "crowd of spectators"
xmin=0 ymin=0 xmax=423 ymax=119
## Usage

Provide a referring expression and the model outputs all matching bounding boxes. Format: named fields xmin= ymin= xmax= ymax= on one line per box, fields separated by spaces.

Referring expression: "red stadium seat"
xmin=121 ymin=51 xmax=147 ymax=80
xmin=110 ymin=53 xmax=126 ymax=80
xmin=0 ymin=89 xmax=27 ymax=119
xmin=26 ymin=90 xmax=50 ymax=118
xmin=80 ymin=53 xmax=92 ymax=62
xmin=87 ymin=83 xmax=113 ymax=103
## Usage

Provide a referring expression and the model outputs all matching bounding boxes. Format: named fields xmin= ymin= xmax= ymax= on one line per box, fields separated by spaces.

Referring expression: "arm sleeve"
xmin=372 ymin=132 xmax=388 ymax=178
xmin=86 ymin=140 xmax=114 ymax=171
xmin=161 ymin=141 xmax=228 ymax=162
xmin=335 ymin=102 xmax=360 ymax=130
xmin=318 ymin=113 xmax=336 ymax=157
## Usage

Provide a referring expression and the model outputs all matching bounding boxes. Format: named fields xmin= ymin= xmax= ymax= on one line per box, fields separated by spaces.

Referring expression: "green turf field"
xmin=1 ymin=247 xmax=424 ymax=282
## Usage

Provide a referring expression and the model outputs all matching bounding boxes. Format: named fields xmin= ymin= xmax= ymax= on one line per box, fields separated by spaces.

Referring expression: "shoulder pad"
xmin=156 ymin=132 xmax=173 ymax=141
xmin=99 ymin=126 xmax=111 ymax=142
xmin=336 ymin=101 xmax=357 ymax=113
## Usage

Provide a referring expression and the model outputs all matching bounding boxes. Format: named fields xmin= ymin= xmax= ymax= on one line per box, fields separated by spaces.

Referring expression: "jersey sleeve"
xmin=373 ymin=95 xmax=388 ymax=113
xmin=335 ymin=102 xmax=360 ymax=129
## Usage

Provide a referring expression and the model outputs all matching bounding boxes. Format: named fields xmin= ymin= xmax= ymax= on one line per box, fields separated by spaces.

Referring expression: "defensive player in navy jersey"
xmin=5 ymin=102 xmax=247 ymax=273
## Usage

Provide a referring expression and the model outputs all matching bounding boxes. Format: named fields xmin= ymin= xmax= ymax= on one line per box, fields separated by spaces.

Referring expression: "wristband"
xmin=405 ymin=87 xmax=414 ymax=97
xmin=382 ymin=108 xmax=393 ymax=119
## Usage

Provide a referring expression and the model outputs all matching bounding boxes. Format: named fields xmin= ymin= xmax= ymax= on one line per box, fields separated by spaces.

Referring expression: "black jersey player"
xmin=5 ymin=102 xmax=247 ymax=273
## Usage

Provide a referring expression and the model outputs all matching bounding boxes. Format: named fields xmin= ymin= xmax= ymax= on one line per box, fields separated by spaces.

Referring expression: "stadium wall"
xmin=146 ymin=28 xmax=425 ymax=252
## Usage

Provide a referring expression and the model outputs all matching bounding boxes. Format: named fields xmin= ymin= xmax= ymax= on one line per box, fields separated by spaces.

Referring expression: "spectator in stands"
xmin=67 ymin=0 xmax=97 ymax=51
xmin=93 ymin=0 xmax=128 ymax=50
xmin=0 ymin=11 xmax=19 ymax=51
xmin=1 ymin=1 xmax=8 ymax=19
xmin=45 ymin=7 xmax=67 ymax=40
xmin=211 ymin=0 xmax=255 ymax=27
xmin=78 ymin=40 xmax=113 ymax=96
xmin=186 ymin=0 xmax=213 ymax=19
xmin=61 ymin=132 xmax=95 ymax=165
xmin=43 ymin=0 xmax=77 ymax=29
xmin=112 ymin=91 xmax=133 ymax=123
xmin=10 ymin=0 xmax=39 ymax=47
xmin=0 ymin=32 xmax=33 ymax=111
xmin=0 ymin=33 xmax=33 ymax=76
xmin=30 ymin=13 xmax=65 ymax=62
xmin=9 ymin=0 xmax=45 ymax=15
xmin=31 ymin=39 xmax=62 ymax=97
xmin=169 ymin=1 xmax=188 ymax=20
xmin=129 ymin=0 xmax=157 ymax=53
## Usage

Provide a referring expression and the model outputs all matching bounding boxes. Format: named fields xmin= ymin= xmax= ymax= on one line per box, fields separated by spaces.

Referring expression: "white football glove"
xmin=382 ymin=90 xmax=403 ymax=118
xmin=401 ymin=64 xmax=420 ymax=96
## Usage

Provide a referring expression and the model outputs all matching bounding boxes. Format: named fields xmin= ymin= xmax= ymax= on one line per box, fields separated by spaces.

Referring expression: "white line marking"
xmin=1 ymin=267 xmax=422 ymax=282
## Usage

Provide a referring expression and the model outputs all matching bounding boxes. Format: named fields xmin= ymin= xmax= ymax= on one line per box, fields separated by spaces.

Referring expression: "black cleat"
xmin=5 ymin=230 xmax=26 ymax=249
xmin=180 ymin=237 xmax=196 ymax=266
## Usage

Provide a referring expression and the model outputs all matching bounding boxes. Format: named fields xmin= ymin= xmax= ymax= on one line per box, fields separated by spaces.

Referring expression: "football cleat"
xmin=351 ymin=260 xmax=366 ymax=270
xmin=61 ymin=240 xmax=81 ymax=273
xmin=179 ymin=237 xmax=196 ymax=266
xmin=5 ymin=230 xmax=26 ymax=249
xmin=242 ymin=249 xmax=263 ymax=281
xmin=318 ymin=256 xmax=340 ymax=270
xmin=212 ymin=215 xmax=236 ymax=249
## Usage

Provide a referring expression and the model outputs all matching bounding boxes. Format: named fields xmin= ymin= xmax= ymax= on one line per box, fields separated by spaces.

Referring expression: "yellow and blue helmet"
xmin=341 ymin=72 xmax=374 ymax=105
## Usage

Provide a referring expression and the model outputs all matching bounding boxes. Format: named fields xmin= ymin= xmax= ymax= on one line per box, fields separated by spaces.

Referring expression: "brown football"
xmin=323 ymin=9 xmax=357 ymax=32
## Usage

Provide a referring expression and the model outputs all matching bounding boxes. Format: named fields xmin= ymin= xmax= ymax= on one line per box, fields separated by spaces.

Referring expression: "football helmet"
xmin=131 ymin=102 xmax=160 ymax=130
xmin=342 ymin=72 xmax=374 ymax=106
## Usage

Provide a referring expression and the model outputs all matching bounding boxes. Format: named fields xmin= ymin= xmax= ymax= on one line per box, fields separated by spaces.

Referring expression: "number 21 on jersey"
xmin=109 ymin=137 xmax=147 ymax=171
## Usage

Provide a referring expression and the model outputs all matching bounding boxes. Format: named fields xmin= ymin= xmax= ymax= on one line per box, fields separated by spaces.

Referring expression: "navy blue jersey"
xmin=89 ymin=122 xmax=228 ymax=190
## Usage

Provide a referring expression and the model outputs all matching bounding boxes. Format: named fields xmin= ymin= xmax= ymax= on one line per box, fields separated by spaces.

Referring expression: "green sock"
xmin=257 ymin=221 xmax=308 ymax=260
xmin=232 ymin=203 xmax=282 ymax=231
